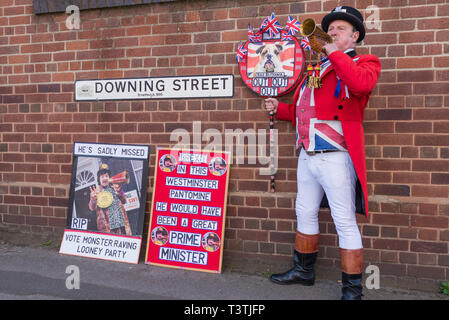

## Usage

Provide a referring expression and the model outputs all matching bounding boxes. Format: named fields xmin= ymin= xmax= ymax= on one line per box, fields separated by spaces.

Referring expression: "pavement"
xmin=0 ymin=241 xmax=447 ymax=302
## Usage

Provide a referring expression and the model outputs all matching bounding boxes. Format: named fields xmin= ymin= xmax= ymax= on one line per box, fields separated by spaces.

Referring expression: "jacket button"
xmin=334 ymin=115 xmax=339 ymax=120
xmin=338 ymin=105 xmax=343 ymax=110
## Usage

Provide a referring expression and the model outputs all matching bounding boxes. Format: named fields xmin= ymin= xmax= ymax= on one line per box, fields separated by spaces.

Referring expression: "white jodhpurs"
xmin=295 ymin=149 xmax=363 ymax=250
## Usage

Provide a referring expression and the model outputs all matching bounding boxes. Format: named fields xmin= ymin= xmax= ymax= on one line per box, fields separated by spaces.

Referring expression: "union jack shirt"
xmin=295 ymin=49 xmax=360 ymax=152
xmin=295 ymin=82 xmax=347 ymax=152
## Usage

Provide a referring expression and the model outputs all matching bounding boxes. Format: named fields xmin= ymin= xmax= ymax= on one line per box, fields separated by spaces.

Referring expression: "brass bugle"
xmin=300 ymin=18 xmax=333 ymax=53
xmin=109 ymin=171 xmax=130 ymax=184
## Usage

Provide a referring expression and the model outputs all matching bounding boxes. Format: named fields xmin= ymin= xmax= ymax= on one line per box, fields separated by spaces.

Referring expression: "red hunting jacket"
xmin=276 ymin=50 xmax=381 ymax=217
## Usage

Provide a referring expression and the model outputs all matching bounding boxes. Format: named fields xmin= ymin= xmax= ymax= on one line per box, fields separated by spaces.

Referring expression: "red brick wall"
xmin=1 ymin=0 xmax=448 ymax=286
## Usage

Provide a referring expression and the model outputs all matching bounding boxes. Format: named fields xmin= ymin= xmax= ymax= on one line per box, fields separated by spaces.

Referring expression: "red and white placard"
xmin=145 ymin=148 xmax=230 ymax=273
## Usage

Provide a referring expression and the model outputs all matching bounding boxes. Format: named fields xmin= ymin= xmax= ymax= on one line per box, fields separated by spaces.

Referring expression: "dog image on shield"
xmin=246 ymin=41 xmax=295 ymax=78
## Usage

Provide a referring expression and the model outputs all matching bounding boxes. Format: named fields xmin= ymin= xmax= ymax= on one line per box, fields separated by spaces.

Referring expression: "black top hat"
xmin=321 ymin=6 xmax=365 ymax=43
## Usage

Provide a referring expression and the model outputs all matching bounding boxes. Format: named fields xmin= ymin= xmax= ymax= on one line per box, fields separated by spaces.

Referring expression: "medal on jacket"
xmin=306 ymin=64 xmax=314 ymax=89
xmin=313 ymin=65 xmax=321 ymax=88
xmin=97 ymin=190 xmax=113 ymax=208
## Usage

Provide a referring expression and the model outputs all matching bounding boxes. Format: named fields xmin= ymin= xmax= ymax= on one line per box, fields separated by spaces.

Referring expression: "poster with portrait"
xmin=145 ymin=148 xmax=230 ymax=273
xmin=59 ymin=142 xmax=150 ymax=264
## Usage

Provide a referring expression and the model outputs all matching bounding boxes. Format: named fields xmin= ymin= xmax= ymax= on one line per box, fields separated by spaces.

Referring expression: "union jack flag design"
xmin=300 ymin=37 xmax=311 ymax=51
xmin=285 ymin=16 xmax=301 ymax=36
xmin=259 ymin=13 xmax=283 ymax=38
xmin=295 ymin=86 xmax=347 ymax=152
xmin=248 ymin=24 xmax=262 ymax=42
xmin=308 ymin=119 xmax=347 ymax=151
xmin=280 ymin=29 xmax=294 ymax=41
xmin=235 ymin=42 xmax=247 ymax=62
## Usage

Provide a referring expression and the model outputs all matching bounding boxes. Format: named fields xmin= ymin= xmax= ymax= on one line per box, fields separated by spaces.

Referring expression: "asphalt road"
xmin=0 ymin=243 xmax=447 ymax=303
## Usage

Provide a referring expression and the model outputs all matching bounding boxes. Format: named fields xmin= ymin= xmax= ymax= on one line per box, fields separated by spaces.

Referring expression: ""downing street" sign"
xmin=75 ymin=74 xmax=234 ymax=101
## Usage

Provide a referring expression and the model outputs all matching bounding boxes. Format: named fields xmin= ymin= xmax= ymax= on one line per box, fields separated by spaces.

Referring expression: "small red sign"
xmin=145 ymin=148 xmax=230 ymax=273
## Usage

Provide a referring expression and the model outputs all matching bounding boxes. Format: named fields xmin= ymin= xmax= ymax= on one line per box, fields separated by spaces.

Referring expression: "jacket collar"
xmin=320 ymin=48 xmax=358 ymax=78
xmin=346 ymin=48 xmax=357 ymax=58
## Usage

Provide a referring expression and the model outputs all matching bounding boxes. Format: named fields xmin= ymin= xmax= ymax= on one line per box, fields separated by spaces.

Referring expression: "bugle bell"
xmin=109 ymin=171 xmax=130 ymax=184
xmin=300 ymin=18 xmax=333 ymax=54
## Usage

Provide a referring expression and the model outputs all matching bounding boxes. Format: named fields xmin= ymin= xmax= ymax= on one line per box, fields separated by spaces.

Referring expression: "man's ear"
xmin=353 ymin=31 xmax=360 ymax=43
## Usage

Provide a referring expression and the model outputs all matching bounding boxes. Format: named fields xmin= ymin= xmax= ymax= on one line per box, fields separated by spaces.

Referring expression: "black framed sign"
xmin=59 ymin=142 xmax=150 ymax=264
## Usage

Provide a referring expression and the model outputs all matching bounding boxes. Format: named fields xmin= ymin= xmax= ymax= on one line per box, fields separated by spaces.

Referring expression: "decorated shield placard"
xmin=236 ymin=14 xmax=307 ymax=97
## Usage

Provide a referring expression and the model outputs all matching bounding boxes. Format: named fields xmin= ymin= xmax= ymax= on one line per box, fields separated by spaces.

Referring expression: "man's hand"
xmin=264 ymin=98 xmax=279 ymax=114
xmin=323 ymin=43 xmax=339 ymax=56
xmin=89 ymin=185 xmax=98 ymax=202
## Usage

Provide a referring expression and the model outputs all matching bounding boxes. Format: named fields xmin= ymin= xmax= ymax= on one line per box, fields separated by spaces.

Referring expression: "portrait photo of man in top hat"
xmin=264 ymin=6 xmax=381 ymax=300
xmin=88 ymin=163 xmax=132 ymax=236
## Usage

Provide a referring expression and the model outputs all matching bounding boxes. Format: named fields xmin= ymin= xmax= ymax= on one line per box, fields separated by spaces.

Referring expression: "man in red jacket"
xmin=265 ymin=6 xmax=381 ymax=300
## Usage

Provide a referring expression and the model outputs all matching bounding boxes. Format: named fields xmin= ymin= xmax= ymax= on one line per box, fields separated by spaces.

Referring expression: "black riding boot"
xmin=270 ymin=250 xmax=317 ymax=286
xmin=341 ymin=272 xmax=363 ymax=300
xmin=340 ymin=248 xmax=364 ymax=300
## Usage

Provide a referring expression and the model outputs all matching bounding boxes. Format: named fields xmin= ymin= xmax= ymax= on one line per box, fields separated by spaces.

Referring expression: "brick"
xmin=194 ymin=32 xmax=221 ymax=43
xmin=126 ymin=48 xmax=150 ymax=57
xmin=414 ymin=108 xmax=449 ymax=120
xmin=270 ymin=231 xmax=295 ymax=244
xmin=412 ymin=185 xmax=449 ymax=198
xmin=38 ymin=84 xmax=60 ymax=93
xmin=397 ymin=57 xmax=432 ymax=69
xmin=237 ymin=207 xmax=268 ymax=218
xmin=101 ymin=49 xmax=125 ymax=59
xmin=364 ymin=33 xmax=397 ymax=45
xmin=49 ymin=197 xmax=68 ymax=207
xmin=415 ymin=135 xmax=449 ymax=146
xmin=151 ymin=46 xmax=177 ymax=56
xmin=237 ymin=230 xmax=267 ymax=242
xmin=4 ymin=6 xmax=25 ymax=15
xmin=378 ymin=109 xmax=411 ymax=120
xmin=393 ymin=172 xmax=430 ymax=184
xmin=399 ymin=31 xmax=434 ymax=43
xmin=382 ymin=20 xmax=415 ymax=32
xmin=384 ymin=146 xmax=400 ymax=158
xmin=415 ymin=83 xmax=449 ymax=95
xmin=178 ymin=45 xmax=204 ymax=56
xmin=423 ymin=96 xmax=443 ymax=109
xmin=372 ymin=213 xmax=410 ymax=227
xmin=410 ymin=241 xmax=448 ymax=253
xmin=374 ymin=184 xmax=410 ymax=197
xmin=375 ymin=159 xmax=410 ymax=171
xmin=407 ymin=265 xmax=446 ymax=280
xmin=373 ymin=239 xmax=409 ymax=251
xmin=431 ymin=173 xmax=449 ymax=185
xmin=3 ymin=214 xmax=25 ymax=225
xmin=395 ymin=122 xmax=432 ymax=133
xmin=397 ymin=70 xmax=434 ymax=82
xmin=377 ymin=134 xmax=413 ymax=145
xmin=401 ymin=5 xmax=436 ymax=18
xmin=25 ymin=216 xmax=48 ymax=227
xmin=418 ymin=17 xmax=449 ymax=30
xmin=363 ymin=225 xmax=379 ymax=237
xmin=418 ymin=229 xmax=438 ymax=241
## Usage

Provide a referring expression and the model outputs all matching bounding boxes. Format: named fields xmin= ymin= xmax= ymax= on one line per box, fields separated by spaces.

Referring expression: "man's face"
xmin=327 ymin=20 xmax=359 ymax=51
xmin=99 ymin=173 xmax=109 ymax=187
